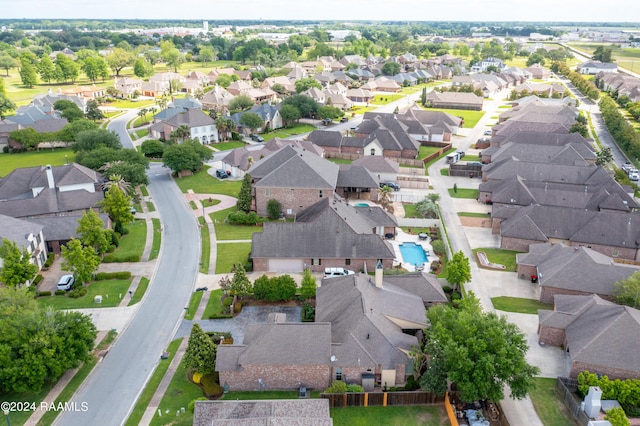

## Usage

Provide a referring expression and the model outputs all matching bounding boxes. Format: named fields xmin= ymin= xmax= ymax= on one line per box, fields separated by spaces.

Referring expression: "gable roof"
xmin=382 ymin=272 xmax=448 ymax=304
xmin=351 ymin=156 xmax=400 ymax=174
xmin=162 ymin=108 xmax=215 ymax=128
xmin=0 ymin=214 xmax=43 ymax=250
xmin=336 ymin=165 xmax=379 ymax=189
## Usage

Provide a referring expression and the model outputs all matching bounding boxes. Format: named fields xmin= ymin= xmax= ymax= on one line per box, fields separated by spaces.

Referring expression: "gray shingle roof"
xmin=307 ymin=130 xmax=343 ymax=148
xmin=351 ymin=156 xmax=400 ymax=174
xmin=382 ymin=272 xmax=448 ymax=304
xmin=336 ymin=165 xmax=378 ymax=189
xmin=484 ymin=159 xmax=603 ymax=184
xmin=163 ymin=108 xmax=215 ymax=128
xmin=28 ymin=213 xmax=109 ymax=242
xmin=0 ymin=214 xmax=43 ymax=250
xmin=0 ymin=188 xmax=105 ymax=218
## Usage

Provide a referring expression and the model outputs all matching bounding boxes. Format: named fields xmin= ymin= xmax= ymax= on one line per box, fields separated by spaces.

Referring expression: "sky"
xmin=3 ymin=0 xmax=640 ymax=23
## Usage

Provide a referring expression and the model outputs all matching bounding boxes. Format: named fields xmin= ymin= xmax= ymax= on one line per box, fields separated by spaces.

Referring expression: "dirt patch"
xmin=459 ymin=216 xmax=492 ymax=228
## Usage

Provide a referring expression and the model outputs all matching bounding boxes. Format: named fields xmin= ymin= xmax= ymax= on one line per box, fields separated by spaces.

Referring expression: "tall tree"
xmin=19 ymin=57 xmax=38 ymax=88
xmin=61 ymin=238 xmax=101 ymax=285
xmin=198 ymin=46 xmax=216 ymax=66
xmin=236 ymin=174 xmax=252 ymax=212
xmin=37 ymin=54 xmax=56 ymax=83
xmin=106 ymin=47 xmax=135 ymax=77
xmin=279 ymin=104 xmax=301 ymax=127
xmin=170 ymin=124 xmax=191 ymax=143
xmin=99 ymin=185 xmax=134 ymax=233
xmin=183 ymin=323 xmax=217 ymax=375
xmin=76 ymin=210 xmax=111 ymax=255
xmin=85 ymin=99 xmax=104 ymax=121
xmin=73 ymin=128 xmax=121 ymax=152
xmin=239 ymin=112 xmax=264 ymax=134
xmin=595 ymin=147 xmax=613 ymax=167
xmin=0 ymin=94 xmax=16 ymax=120
xmin=162 ymin=139 xmax=212 ymax=174
xmin=55 ymin=53 xmax=79 ymax=83
xmin=0 ymin=238 xmax=38 ymax=287
xmin=414 ymin=293 xmax=539 ymax=402
xmin=446 ymin=250 xmax=471 ymax=291
xmin=229 ymin=264 xmax=252 ymax=297
xmin=133 ymin=57 xmax=154 ymax=79
xmin=294 ymin=77 xmax=322 ymax=93
xmin=54 ymin=99 xmax=84 ymax=122
xmin=300 ymin=268 xmax=317 ymax=300
xmin=378 ymin=185 xmax=394 ymax=213
xmin=614 ymin=271 xmax=640 ymax=309
xmin=228 ymin=94 xmax=253 ymax=112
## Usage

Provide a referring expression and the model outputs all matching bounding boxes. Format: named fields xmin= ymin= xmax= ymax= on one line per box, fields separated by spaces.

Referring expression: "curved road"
xmin=57 ymin=133 xmax=200 ymax=425
xmin=109 ymin=109 xmax=139 ymax=150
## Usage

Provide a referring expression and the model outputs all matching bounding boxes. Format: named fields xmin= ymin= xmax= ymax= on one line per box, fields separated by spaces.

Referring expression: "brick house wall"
xmin=500 ymin=236 xmax=542 ymax=252
xmin=538 ymin=325 xmax=565 ymax=347
xmin=335 ymin=187 xmax=377 ymax=201
xmin=254 ymin=187 xmax=333 ymax=217
xmin=569 ymin=241 xmax=638 ymax=262
xmin=539 ymin=286 xmax=614 ymax=304
xmin=219 ymin=364 xmax=331 ymax=391
xmin=569 ymin=361 xmax=640 ymax=380
xmin=516 ymin=264 xmax=537 ymax=279
xmin=252 ymin=257 xmax=393 ymax=273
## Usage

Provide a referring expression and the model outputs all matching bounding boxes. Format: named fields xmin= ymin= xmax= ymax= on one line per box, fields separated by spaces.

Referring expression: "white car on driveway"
xmin=57 ymin=274 xmax=75 ymax=291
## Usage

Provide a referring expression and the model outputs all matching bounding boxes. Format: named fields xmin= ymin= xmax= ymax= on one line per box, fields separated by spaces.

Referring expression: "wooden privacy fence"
xmin=321 ymin=391 xmax=445 ymax=408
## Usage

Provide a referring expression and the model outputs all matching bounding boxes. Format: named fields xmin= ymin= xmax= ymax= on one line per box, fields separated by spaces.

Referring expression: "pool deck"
xmin=391 ymin=228 xmax=437 ymax=272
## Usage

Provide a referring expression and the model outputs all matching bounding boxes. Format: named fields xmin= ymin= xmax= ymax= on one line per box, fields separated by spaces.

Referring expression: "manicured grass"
xmin=370 ymin=94 xmax=404 ymax=105
xmin=140 ymin=186 xmax=150 ymax=197
xmin=458 ymin=212 xmax=491 ymax=218
xmin=146 ymin=201 xmax=156 ymax=212
xmin=425 ymin=107 xmax=485 ymax=128
xmin=349 ymin=105 xmax=376 ymax=116
xmin=402 ymin=203 xmax=419 ymax=218
xmin=212 ymin=141 xmax=246 ymax=151
xmin=440 ymin=168 xmax=449 ymax=176
xmin=2 ymin=377 xmax=56 ymax=425
xmin=173 ymin=166 xmax=242 ymax=197
xmin=199 ymin=216 xmax=210 ymax=274
xmin=124 ymin=338 xmax=183 ymax=426
xmin=491 ymin=296 xmax=553 ymax=314
xmin=215 ymin=242 xmax=252 ymax=273
xmin=331 ymin=405 xmax=445 ymax=426
xmin=221 ymin=390 xmax=321 ymax=400
xmin=150 ymin=218 xmax=161 ymax=260
xmin=463 ymin=154 xmax=480 ymax=162
xmin=447 ymin=188 xmax=479 ymax=199
xmin=210 ymin=208 xmax=263 ymax=240
xmin=472 ymin=247 xmax=520 ymax=272
xmin=184 ymin=291 xmax=204 ymax=320
xmin=529 ymin=377 xmax=579 ymax=426
xmin=189 ymin=200 xmax=198 ymax=210
xmin=424 ymin=148 xmax=455 ymax=176
xmin=128 ymin=277 xmax=150 ymax=306
xmin=106 ymin=99 xmax=156 ymax=109
xmin=0 ymin=149 xmax=76 ymax=177
xmin=201 ymin=289 xmax=224 ymax=319
xmin=135 ymin=128 xmax=149 ymax=139
xmin=263 ymin=123 xmax=315 ymax=141
xmin=104 ymin=220 xmax=147 ymax=262
xmin=327 ymin=158 xmax=353 ymax=164
xmin=38 ymin=279 xmax=132 ymax=309
xmin=149 ymin=353 xmax=203 ymax=426
xmin=134 ymin=202 xmax=143 ymax=213
xmin=418 ymin=145 xmax=442 ymax=160
xmin=201 ymin=198 xmax=221 ymax=208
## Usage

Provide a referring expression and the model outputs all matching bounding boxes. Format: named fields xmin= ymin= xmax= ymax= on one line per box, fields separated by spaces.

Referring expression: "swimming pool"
xmin=399 ymin=242 xmax=428 ymax=265
xmin=355 ymin=203 xmax=369 ymax=207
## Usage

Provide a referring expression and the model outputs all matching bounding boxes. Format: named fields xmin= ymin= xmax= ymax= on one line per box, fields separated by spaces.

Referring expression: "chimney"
xmin=45 ymin=165 xmax=55 ymax=189
xmin=375 ymin=259 xmax=383 ymax=288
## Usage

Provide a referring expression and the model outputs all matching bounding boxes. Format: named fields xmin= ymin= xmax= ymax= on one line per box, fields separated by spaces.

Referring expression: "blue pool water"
xmin=355 ymin=203 xmax=369 ymax=207
xmin=399 ymin=242 xmax=428 ymax=265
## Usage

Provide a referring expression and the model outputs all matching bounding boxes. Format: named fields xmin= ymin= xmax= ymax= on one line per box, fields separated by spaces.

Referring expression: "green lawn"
xmin=135 ymin=128 xmax=149 ymax=139
xmin=463 ymin=154 xmax=480 ymax=162
xmin=424 ymin=148 xmax=455 ymax=176
xmin=331 ymin=405 xmax=445 ymax=426
xmin=146 ymin=201 xmax=156 ymax=212
xmin=107 ymin=99 xmax=156 ymax=109
xmin=491 ymin=296 xmax=553 ymax=314
xmin=149 ymin=351 xmax=203 ymax=426
xmin=215 ymin=242 xmax=252 ymax=274
xmin=0 ymin=149 xmax=76 ymax=177
xmin=124 ymin=338 xmax=183 ymax=426
xmin=263 ymin=123 xmax=315 ymax=141
xmin=201 ymin=198 xmax=221 ymax=208
xmin=440 ymin=168 xmax=449 ymax=176
xmin=447 ymin=188 xmax=479 ymax=199
xmin=2 ymin=375 xmax=58 ymax=425
xmin=425 ymin=108 xmax=485 ymax=128
xmin=370 ymin=94 xmax=404 ymax=105
xmin=128 ymin=277 xmax=150 ymax=306
xmin=418 ymin=145 xmax=442 ymax=160
xmin=472 ymin=247 xmax=520 ymax=272
xmin=38 ymin=279 xmax=132 ymax=309
xmin=212 ymin=141 xmax=246 ymax=151
xmin=402 ymin=203 xmax=420 ymax=218
xmin=103 ymin=219 xmax=147 ymax=262
xmin=210 ymin=208 xmax=263 ymax=240
xmin=349 ymin=105 xmax=376 ymax=116
xmin=458 ymin=212 xmax=491 ymax=218
xmin=529 ymin=377 xmax=579 ymax=426
xmin=327 ymin=158 xmax=353 ymax=164
xmin=140 ymin=186 xmax=150 ymax=196
xmin=184 ymin=291 xmax=204 ymax=320
xmin=199 ymin=216 xmax=210 ymax=274
xmin=174 ymin=166 xmax=242 ymax=197
xmin=201 ymin=289 xmax=224 ymax=319
xmin=189 ymin=200 xmax=198 ymax=210
xmin=150 ymin=218 xmax=161 ymax=260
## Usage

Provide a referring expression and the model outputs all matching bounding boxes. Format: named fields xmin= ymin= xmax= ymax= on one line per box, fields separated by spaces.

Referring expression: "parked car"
xmin=321 ymin=118 xmax=332 ymax=125
xmin=379 ymin=182 xmax=400 ymax=191
xmin=250 ymin=134 xmax=265 ymax=142
xmin=323 ymin=267 xmax=355 ymax=279
xmin=484 ymin=130 xmax=492 ymax=136
xmin=57 ymin=274 xmax=75 ymax=291
xmin=340 ymin=116 xmax=349 ymax=123
xmin=216 ymin=169 xmax=229 ymax=179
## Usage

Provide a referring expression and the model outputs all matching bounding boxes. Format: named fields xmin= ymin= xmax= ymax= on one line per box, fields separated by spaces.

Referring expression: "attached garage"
xmin=268 ymin=258 xmax=304 ymax=272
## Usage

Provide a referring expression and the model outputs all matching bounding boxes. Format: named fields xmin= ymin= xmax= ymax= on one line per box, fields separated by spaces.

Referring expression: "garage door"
xmin=268 ymin=258 xmax=304 ymax=272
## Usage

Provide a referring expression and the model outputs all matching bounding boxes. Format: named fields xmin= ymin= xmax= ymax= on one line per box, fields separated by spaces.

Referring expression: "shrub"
xmin=55 ymin=290 xmax=66 ymax=296
xmin=253 ymin=274 xmax=297 ymax=302
xmin=37 ymin=291 xmax=52 ymax=297
xmin=201 ymin=373 xmax=223 ymax=398
xmin=325 ymin=380 xmax=348 ymax=394
xmin=442 ymin=285 xmax=452 ymax=293
xmin=451 ymin=291 xmax=462 ymax=301
xmin=346 ymin=384 xmax=364 ymax=393
xmin=431 ymin=239 xmax=446 ymax=257
xmin=33 ymin=274 xmax=44 ymax=285
xmin=404 ymin=375 xmax=420 ymax=391
xmin=605 ymin=406 xmax=630 ymax=426
xmin=95 ymin=271 xmax=132 ymax=280
xmin=430 ymin=260 xmax=440 ymax=272
xmin=222 ymin=296 xmax=233 ymax=311
xmin=227 ymin=210 xmax=262 ymax=226
xmin=233 ymin=302 xmax=242 ymax=313
xmin=266 ymin=199 xmax=282 ymax=220
xmin=44 ymin=253 xmax=55 ymax=268
xmin=192 ymin=371 xmax=203 ymax=384
xmin=302 ymin=303 xmax=315 ymax=322
xmin=188 ymin=397 xmax=208 ymax=413
xmin=69 ymin=287 xmax=88 ymax=298
xmin=106 ymin=229 xmax=119 ymax=248
xmin=208 ymin=314 xmax=233 ymax=319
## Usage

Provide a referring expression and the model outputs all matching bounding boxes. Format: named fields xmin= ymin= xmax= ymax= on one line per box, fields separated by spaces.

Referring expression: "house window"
xmin=612 ymin=249 xmax=619 ymax=257
xmin=319 ymin=190 xmax=323 ymax=198
xmin=345 ymin=259 xmax=351 ymax=265
xmin=312 ymin=258 xmax=321 ymax=266
xmin=370 ymin=148 xmax=376 ymax=155
xmin=335 ymin=368 xmax=342 ymax=381
xmin=265 ymin=189 xmax=270 ymax=196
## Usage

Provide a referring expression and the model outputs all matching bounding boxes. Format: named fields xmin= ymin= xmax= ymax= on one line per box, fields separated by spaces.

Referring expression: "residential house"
xmin=49 ymin=47 xmax=76 ymax=61
xmin=351 ymin=156 xmax=400 ymax=183
xmin=346 ymin=88 xmax=374 ymax=103
xmin=286 ymin=66 xmax=308 ymax=81
xmin=142 ymin=72 xmax=186 ymax=97
xmin=261 ymin=76 xmax=296 ymax=95
xmin=114 ymin=77 xmax=143 ymax=98
xmin=331 ymin=71 xmax=353 ymax=85
xmin=471 ymin=57 xmax=506 ymax=72
xmin=302 ymin=87 xmax=326 ymax=104
xmin=230 ymin=103 xmax=282 ymax=134
xmin=345 ymin=68 xmax=376 ymax=81
xmin=577 ymin=61 xmax=618 ymax=75
xmin=183 ymin=70 xmax=210 ymax=94
xmin=347 ymin=119 xmax=420 ymax=159
xmin=365 ymin=109 xmax=457 ymax=142
xmin=525 ymin=63 xmax=551 ymax=79
xmin=511 ymin=82 xmax=566 ymax=98
xmin=31 ymin=92 xmax=87 ymax=114
xmin=480 ymin=139 xmax=596 ymax=165
xmin=251 ymin=196 xmax=396 ymax=272
xmin=29 ymin=213 xmax=110 ymax=255
xmin=362 ymin=77 xmax=401 ymax=93
xmin=425 ymin=92 xmax=483 ymax=111
xmin=538 ymin=294 xmax=640 ymax=379
xmin=0 ymin=214 xmax=47 ymax=271
xmin=383 ymin=272 xmax=448 ymax=307
xmin=201 ymin=84 xmax=235 ymax=114
xmin=61 ymin=85 xmax=106 ymax=100
xmin=149 ymin=108 xmax=218 ymax=143
xmin=517 ymin=243 xmax=640 ymax=303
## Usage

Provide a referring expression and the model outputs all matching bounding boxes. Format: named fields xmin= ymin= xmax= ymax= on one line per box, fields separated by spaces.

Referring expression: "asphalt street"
xmin=55 ymin=162 xmax=200 ymax=426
